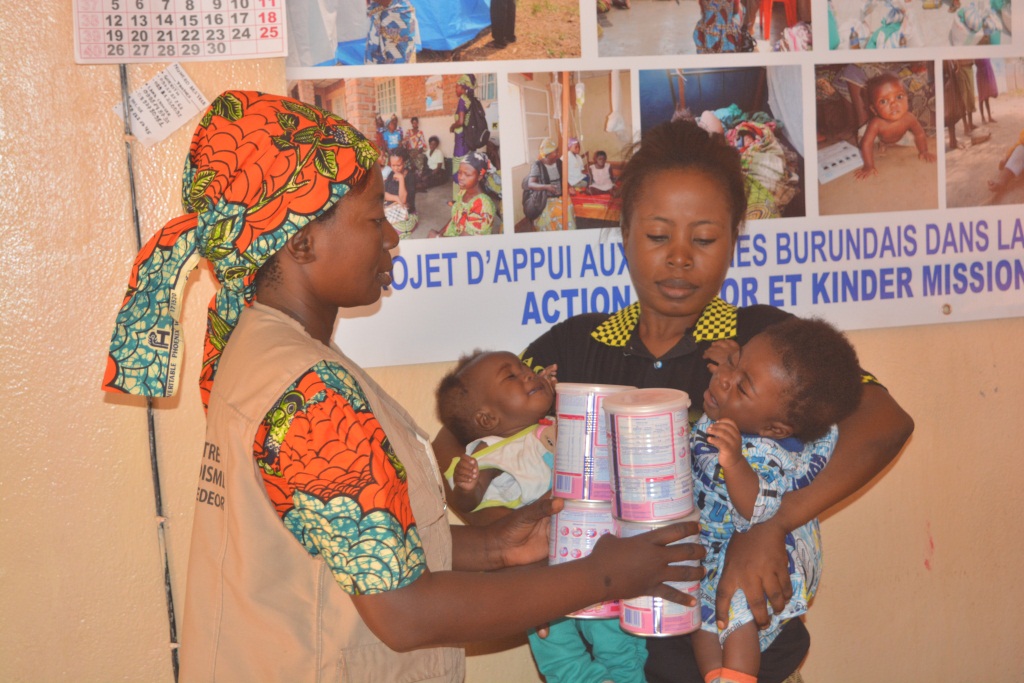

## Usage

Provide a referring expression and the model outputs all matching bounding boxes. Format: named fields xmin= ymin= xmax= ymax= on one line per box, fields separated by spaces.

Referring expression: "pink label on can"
xmin=549 ymin=501 xmax=618 ymax=617
xmin=554 ymin=388 xmax=627 ymax=501
xmin=619 ymin=582 xmax=701 ymax=636
xmin=570 ymin=600 xmax=620 ymax=619
xmin=609 ymin=409 xmax=694 ymax=521
xmin=615 ymin=515 xmax=701 ymax=635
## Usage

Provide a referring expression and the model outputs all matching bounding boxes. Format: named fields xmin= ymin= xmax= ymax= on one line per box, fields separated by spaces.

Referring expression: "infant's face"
xmin=871 ymin=82 xmax=908 ymax=122
xmin=465 ymin=352 xmax=555 ymax=430
xmin=703 ymin=334 xmax=792 ymax=437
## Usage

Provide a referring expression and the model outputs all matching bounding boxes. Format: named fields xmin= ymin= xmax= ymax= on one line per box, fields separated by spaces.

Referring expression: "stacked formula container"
xmin=547 ymin=383 xmax=635 ymax=619
xmin=602 ymin=388 xmax=701 ymax=637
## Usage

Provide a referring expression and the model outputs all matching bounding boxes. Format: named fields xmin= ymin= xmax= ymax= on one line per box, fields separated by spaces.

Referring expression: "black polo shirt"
xmin=521 ymin=298 xmax=813 ymax=683
xmin=522 ymin=298 xmax=794 ymax=416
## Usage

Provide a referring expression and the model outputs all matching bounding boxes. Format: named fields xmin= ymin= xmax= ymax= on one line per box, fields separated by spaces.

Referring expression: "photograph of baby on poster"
xmin=815 ymin=61 xmax=938 ymax=216
xmin=945 ymin=58 xmax=1024 ymax=209
xmin=827 ymin=0 xmax=1011 ymax=49
xmin=506 ymin=71 xmax=633 ymax=233
xmin=597 ymin=0 xmax=812 ymax=57
xmin=638 ymin=66 xmax=806 ymax=221
xmin=288 ymin=74 xmax=503 ymax=239
xmin=286 ymin=0 xmax=580 ymax=66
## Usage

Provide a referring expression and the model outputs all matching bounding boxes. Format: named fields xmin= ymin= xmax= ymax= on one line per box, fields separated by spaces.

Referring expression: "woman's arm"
xmin=714 ymin=383 xmax=913 ymax=628
xmin=351 ymin=515 xmax=704 ymax=652
xmin=526 ymin=164 xmax=553 ymax=193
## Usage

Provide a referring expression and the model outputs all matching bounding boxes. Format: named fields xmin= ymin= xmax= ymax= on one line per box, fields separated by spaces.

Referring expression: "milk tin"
xmin=548 ymin=498 xmax=620 ymax=618
xmin=604 ymin=388 xmax=694 ymax=522
xmin=616 ymin=512 xmax=702 ymax=637
xmin=553 ymin=383 xmax=635 ymax=502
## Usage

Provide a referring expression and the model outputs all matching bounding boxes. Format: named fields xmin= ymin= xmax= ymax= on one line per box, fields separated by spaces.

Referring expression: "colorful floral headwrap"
xmin=456 ymin=74 xmax=476 ymax=90
xmin=538 ymin=137 xmax=558 ymax=158
xmin=104 ymin=90 xmax=379 ymax=408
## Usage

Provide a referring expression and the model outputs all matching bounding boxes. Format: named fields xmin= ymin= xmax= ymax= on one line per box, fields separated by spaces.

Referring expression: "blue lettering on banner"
xmin=489 ymin=246 xmax=574 ymax=283
xmin=579 ymin=242 xmax=628 ymax=277
xmin=732 ymin=233 xmax=768 ymax=268
xmin=925 ymin=221 xmax=990 ymax=255
xmin=811 ymin=268 xmax=913 ymax=303
xmin=493 ymin=250 xmax=513 ymax=282
xmin=522 ymin=286 xmax=632 ymax=324
xmin=391 ymin=252 xmax=457 ymax=289
xmin=467 ymin=250 xmax=485 ymax=284
xmin=768 ymin=274 xmax=802 ymax=306
xmin=775 ymin=225 xmax=918 ymax=264
xmin=997 ymin=218 xmax=1024 ymax=250
xmin=921 ymin=259 xmax=1024 ymax=295
xmin=720 ymin=277 xmax=760 ymax=306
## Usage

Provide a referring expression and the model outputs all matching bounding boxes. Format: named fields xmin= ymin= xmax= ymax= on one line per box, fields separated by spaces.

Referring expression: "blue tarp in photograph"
xmin=326 ymin=0 xmax=491 ymax=65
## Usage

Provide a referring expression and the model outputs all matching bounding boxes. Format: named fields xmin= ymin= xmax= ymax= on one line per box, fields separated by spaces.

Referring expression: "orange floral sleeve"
xmin=253 ymin=361 xmax=426 ymax=594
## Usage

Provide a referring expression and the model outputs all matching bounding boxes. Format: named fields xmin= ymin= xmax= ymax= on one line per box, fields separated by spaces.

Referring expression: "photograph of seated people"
xmin=508 ymin=70 xmax=633 ymax=232
xmin=285 ymin=0 xmax=581 ymax=66
xmin=639 ymin=65 xmax=806 ymax=221
xmin=289 ymin=74 xmax=501 ymax=239
xmin=104 ymin=90 xmax=701 ymax=683
xmin=814 ymin=61 xmax=939 ymax=215
xmin=597 ymin=0 xmax=812 ymax=58
xmin=433 ymin=117 xmax=913 ymax=683
xmin=944 ymin=57 xmax=1024 ymax=209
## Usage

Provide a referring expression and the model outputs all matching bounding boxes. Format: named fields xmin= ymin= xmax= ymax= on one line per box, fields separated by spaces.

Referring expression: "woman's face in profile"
xmin=621 ymin=167 xmax=735 ymax=327
xmin=306 ymin=169 xmax=399 ymax=309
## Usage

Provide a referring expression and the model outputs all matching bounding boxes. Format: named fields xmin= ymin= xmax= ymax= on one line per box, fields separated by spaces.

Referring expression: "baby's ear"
xmin=759 ymin=420 xmax=794 ymax=441
xmin=474 ymin=408 xmax=499 ymax=433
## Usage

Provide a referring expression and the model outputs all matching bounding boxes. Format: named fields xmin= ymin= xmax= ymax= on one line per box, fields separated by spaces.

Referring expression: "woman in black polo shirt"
xmin=437 ymin=119 xmax=913 ymax=683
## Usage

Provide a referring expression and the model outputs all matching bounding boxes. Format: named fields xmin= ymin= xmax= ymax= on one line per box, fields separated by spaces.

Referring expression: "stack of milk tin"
xmin=547 ymin=383 xmax=700 ymax=636
xmin=603 ymin=388 xmax=700 ymax=637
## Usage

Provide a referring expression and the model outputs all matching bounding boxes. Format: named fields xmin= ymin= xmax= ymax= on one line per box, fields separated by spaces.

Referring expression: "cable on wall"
xmin=119 ymin=64 xmax=181 ymax=683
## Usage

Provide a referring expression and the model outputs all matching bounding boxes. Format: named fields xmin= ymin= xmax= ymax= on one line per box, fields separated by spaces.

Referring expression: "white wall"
xmin=2 ymin=3 xmax=1023 ymax=681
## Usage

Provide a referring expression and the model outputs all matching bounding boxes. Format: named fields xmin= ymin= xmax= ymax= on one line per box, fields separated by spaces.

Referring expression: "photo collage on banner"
xmin=284 ymin=0 xmax=1023 ymax=368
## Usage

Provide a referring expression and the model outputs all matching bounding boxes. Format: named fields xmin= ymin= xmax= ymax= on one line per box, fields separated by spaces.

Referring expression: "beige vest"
xmin=180 ymin=303 xmax=464 ymax=683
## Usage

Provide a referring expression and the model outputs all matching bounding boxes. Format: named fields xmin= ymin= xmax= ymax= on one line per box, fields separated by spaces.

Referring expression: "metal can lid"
xmin=555 ymin=382 xmax=636 ymax=396
xmin=602 ymin=388 xmax=691 ymax=415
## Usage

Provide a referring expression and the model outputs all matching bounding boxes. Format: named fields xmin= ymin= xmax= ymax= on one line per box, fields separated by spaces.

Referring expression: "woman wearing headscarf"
xmin=526 ymin=137 xmax=576 ymax=231
xmin=432 ymin=151 xmax=498 ymax=237
xmin=366 ymin=0 xmax=419 ymax=64
xmin=104 ymin=90 xmax=700 ymax=682
xmin=450 ymin=74 xmax=475 ymax=198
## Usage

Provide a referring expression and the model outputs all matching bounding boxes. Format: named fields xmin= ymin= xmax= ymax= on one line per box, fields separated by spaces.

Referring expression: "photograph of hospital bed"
xmin=638 ymin=66 xmax=806 ymax=221
xmin=507 ymin=70 xmax=633 ymax=232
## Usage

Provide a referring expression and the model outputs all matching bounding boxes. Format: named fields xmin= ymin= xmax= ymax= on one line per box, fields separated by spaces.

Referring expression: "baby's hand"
xmin=854 ymin=165 xmax=878 ymax=180
xmin=920 ymin=150 xmax=936 ymax=163
xmin=707 ymin=419 xmax=743 ymax=470
xmin=704 ymin=340 xmax=739 ymax=373
xmin=999 ymin=159 xmax=1007 ymax=171
xmin=453 ymin=456 xmax=480 ymax=491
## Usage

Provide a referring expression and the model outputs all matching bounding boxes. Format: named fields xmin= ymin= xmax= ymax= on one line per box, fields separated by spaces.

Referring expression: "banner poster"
xmin=284 ymin=0 xmax=1022 ymax=368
